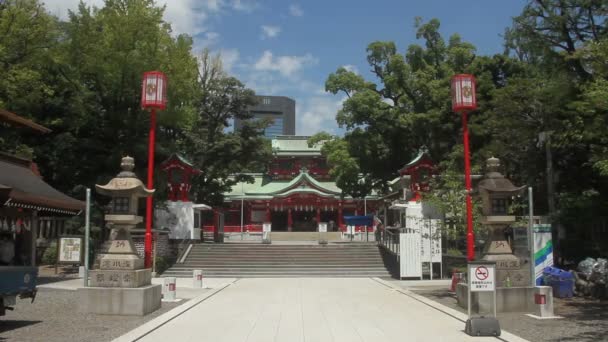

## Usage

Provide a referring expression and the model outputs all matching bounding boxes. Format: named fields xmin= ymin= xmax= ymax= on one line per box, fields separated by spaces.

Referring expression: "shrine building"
xmin=205 ymin=136 xmax=380 ymax=234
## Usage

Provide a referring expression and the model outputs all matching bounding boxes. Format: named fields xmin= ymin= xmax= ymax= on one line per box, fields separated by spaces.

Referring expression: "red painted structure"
xmin=201 ymin=137 xmax=378 ymax=234
xmin=160 ymin=154 xmax=201 ymax=202
xmin=451 ymin=74 xmax=477 ymax=261
xmin=141 ymin=71 xmax=167 ymax=268
xmin=399 ymin=149 xmax=436 ymax=202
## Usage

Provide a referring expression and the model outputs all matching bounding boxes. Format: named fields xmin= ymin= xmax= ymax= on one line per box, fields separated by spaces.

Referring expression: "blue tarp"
xmin=343 ymin=215 xmax=373 ymax=226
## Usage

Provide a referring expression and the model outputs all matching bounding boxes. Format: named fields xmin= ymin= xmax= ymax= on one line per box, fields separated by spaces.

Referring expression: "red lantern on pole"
xmin=141 ymin=71 xmax=167 ymax=109
xmin=451 ymin=74 xmax=477 ymax=262
xmin=141 ymin=71 xmax=167 ymax=268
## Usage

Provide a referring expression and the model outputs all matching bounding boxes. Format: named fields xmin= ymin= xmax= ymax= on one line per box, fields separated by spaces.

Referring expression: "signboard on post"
xmin=533 ymin=224 xmax=553 ymax=285
xmin=262 ymin=222 xmax=271 ymax=244
xmin=58 ymin=236 xmax=84 ymax=264
xmin=465 ymin=260 xmax=500 ymax=336
xmin=420 ymin=221 xmax=442 ymax=263
xmin=469 ymin=264 xmax=495 ymax=292
xmin=318 ymin=222 xmax=328 ymax=245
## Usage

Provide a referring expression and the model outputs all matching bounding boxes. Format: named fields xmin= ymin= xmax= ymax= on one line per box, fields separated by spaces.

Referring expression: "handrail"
xmin=379 ymin=227 xmax=401 ymax=255
xmin=178 ymin=243 xmax=193 ymax=264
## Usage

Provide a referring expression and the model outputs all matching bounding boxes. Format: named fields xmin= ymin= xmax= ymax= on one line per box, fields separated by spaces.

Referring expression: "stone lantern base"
xmin=77 ymin=284 xmax=161 ymax=316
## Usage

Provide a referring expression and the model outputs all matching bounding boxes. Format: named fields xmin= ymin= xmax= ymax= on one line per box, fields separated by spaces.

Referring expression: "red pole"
xmin=462 ymin=110 xmax=475 ymax=261
xmin=144 ymin=108 xmax=156 ymax=268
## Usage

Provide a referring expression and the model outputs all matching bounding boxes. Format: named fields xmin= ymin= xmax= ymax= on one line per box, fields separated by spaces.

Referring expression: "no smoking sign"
xmin=469 ymin=263 xmax=495 ymax=292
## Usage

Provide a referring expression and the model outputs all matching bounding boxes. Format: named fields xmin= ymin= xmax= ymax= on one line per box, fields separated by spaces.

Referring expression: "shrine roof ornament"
xmin=96 ymin=156 xmax=155 ymax=197
xmin=399 ymin=146 xmax=433 ymax=173
xmin=160 ymin=153 xmax=201 ymax=174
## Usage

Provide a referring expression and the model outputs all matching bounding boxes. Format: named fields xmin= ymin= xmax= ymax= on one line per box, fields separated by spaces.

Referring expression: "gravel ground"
xmin=0 ymin=287 xmax=187 ymax=342
xmin=408 ymin=286 xmax=608 ymax=342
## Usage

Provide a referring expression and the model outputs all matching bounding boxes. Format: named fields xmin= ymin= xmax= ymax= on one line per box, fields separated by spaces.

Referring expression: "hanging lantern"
xmin=451 ymin=74 xmax=477 ymax=113
xmin=141 ymin=71 xmax=167 ymax=110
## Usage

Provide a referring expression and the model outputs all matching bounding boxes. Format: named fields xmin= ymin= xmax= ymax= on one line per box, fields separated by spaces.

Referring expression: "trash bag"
xmin=590 ymin=258 xmax=607 ymax=285
xmin=578 ymin=257 xmax=596 ymax=279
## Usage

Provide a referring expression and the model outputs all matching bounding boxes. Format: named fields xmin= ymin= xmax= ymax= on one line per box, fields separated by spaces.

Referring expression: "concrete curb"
xmin=372 ymin=278 xmax=531 ymax=342
xmin=112 ymin=279 xmax=237 ymax=342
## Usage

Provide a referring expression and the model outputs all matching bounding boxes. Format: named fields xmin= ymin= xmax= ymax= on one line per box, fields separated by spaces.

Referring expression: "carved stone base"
xmin=483 ymin=253 xmax=531 ymax=287
xmin=89 ymin=269 xmax=151 ymax=288
xmin=100 ymin=254 xmax=144 ymax=270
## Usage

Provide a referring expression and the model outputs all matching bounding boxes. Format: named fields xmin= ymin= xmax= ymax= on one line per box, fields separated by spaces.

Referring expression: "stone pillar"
xmin=287 ymin=208 xmax=293 ymax=232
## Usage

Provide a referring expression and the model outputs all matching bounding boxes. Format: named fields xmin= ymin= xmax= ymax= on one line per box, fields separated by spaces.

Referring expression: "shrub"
xmin=446 ymin=248 xmax=464 ymax=257
xmin=155 ymin=256 xmax=169 ymax=274
xmin=42 ymin=244 xmax=57 ymax=265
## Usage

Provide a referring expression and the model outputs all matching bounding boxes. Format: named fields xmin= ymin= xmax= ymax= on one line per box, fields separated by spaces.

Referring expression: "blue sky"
xmin=45 ymin=0 xmax=527 ymax=135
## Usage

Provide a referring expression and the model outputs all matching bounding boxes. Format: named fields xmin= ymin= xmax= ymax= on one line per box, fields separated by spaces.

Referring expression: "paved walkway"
xmin=116 ymin=278 xmax=528 ymax=342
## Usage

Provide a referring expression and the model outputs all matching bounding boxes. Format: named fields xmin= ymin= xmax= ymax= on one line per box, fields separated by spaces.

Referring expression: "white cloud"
xmin=289 ymin=4 xmax=303 ymax=17
xmin=219 ymin=48 xmax=240 ymax=73
xmin=253 ymin=51 xmax=318 ymax=77
xmin=204 ymin=0 xmax=223 ymax=11
xmin=342 ymin=64 xmax=360 ymax=74
xmin=42 ymin=0 xmax=258 ymax=38
xmin=200 ymin=32 xmax=220 ymax=47
xmin=231 ymin=0 xmax=258 ymax=12
xmin=297 ymin=96 xmax=345 ymax=135
xmin=261 ymin=25 xmax=281 ymax=39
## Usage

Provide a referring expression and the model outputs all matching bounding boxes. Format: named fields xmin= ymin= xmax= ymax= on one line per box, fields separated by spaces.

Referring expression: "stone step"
xmin=163 ymin=273 xmax=393 ymax=277
xmin=164 ymin=243 xmax=394 ymax=278
xmin=163 ymin=270 xmax=390 ymax=278
xmin=179 ymin=260 xmax=385 ymax=265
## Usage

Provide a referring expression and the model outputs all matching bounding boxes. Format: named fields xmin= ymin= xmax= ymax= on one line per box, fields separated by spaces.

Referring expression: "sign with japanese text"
xmin=420 ymin=220 xmax=442 ymax=263
xmin=58 ymin=236 xmax=83 ymax=264
xmin=469 ymin=263 xmax=496 ymax=292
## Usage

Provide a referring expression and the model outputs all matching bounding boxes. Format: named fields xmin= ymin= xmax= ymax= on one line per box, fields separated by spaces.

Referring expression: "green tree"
xmin=0 ymin=0 xmax=58 ymax=156
xmin=3 ymin=0 xmax=199 ymax=201
xmin=180 ymin=50 xmax=272 ymax=206
xmin=308 ymin=132 xmax=372 ymax=198
xmin=324 ymin=18 xmax=508 ymax=196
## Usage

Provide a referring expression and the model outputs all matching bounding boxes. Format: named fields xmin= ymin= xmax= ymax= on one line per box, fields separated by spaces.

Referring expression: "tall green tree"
xmin=0 ymin=0 xmax=199 ymax=201
xmin=180 ymin=50 xmax=272 ymax=206
xmin=0 ymin=0 xmax=59 ymax=157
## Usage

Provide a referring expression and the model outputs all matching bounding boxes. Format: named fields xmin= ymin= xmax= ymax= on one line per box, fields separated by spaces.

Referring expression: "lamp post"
xmin=451 ymin=74 xmax=477 ymax=261
xmin=141 ymin=71 xmax=167 ymax=268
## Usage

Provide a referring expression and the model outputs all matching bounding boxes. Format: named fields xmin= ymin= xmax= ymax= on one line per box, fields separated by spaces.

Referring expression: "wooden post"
xmin=31 ymin=210 xmax=38 ymax=267
xmin=337 ymin=202 xmax=343 ymax=230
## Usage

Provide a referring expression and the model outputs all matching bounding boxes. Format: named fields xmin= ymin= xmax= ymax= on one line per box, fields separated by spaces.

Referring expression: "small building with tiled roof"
xmin=0 ymin=109 xmax=84 ymax=266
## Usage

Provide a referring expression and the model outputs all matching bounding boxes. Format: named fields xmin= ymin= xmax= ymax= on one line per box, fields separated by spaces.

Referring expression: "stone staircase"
xmin=163 ymin=243 xmax=395 ymax=278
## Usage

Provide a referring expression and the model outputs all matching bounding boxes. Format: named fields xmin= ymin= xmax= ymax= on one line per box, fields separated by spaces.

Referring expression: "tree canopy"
xmin=0 ymin=0 xmax=270 ymax=208
xmin=320 ymin=2 xmax=608 ymax=256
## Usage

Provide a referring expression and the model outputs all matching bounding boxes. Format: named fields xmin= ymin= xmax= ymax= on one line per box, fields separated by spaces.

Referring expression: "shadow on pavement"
xmin=0 ymin=320 xmax=42 ymax=334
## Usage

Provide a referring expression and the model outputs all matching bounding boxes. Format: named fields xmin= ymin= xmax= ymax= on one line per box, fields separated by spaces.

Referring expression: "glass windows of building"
xmin=264 ymin=117 xmax=283 ymax=137
xmin=262 ymin=97 xmax=271 ymax=105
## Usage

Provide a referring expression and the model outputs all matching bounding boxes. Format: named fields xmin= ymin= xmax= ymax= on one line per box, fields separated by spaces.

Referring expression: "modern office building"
xmin=235 ymin=96 xmax=295 ymax=137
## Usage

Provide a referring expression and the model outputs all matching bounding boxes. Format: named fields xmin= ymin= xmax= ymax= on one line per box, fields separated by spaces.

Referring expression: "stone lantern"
xmin=94 ymin=156 xmax=154 ymax=270
xmin=78 ymin=156 xmax=161 ymax=316
xmin=478 ymin=157 xmax=528 ymax=286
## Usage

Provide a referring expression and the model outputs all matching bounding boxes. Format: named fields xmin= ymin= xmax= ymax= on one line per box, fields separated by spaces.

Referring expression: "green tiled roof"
xmin=272 ymin=136 xmax=323 ymax=156
xmin=225 ymin=169 xmax=379 ymax=201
